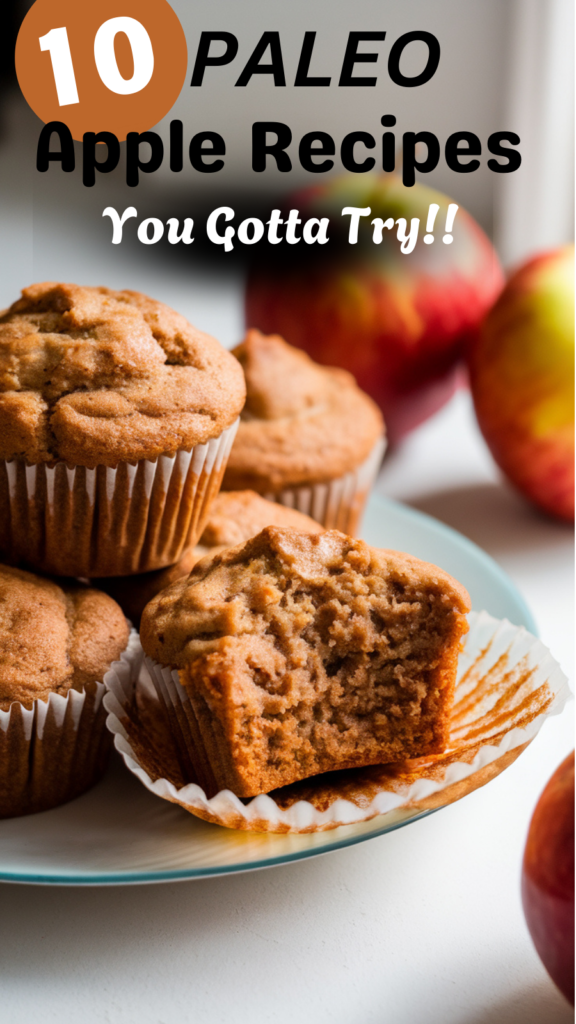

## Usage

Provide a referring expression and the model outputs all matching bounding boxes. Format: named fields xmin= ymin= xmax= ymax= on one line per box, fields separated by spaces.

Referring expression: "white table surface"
xmin=0 ymin=233 xmax=573 ymax=1022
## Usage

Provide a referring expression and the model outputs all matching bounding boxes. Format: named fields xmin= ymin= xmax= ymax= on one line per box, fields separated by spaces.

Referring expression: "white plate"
xmin=0 ymin=495 xmax=537 ymax=885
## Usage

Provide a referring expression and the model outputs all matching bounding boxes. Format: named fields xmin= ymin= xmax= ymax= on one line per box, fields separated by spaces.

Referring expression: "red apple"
xmin=246 ymin=175 xmax=504 ymax=443
xmin=522 ymin=752 xmax=575 ymax=1004
xmin=469 ymin=247 xmax=575 ymax=522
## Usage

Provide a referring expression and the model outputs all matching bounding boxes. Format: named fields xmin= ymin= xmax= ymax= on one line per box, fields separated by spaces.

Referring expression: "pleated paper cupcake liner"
xmin=262 ymin=435 xmax=386 ymax=536
xmin=103 ymin=612 xmax=571 ymax=834
xmin=0 ymin=629 xmax=140 ymax=819
xmin=0 ymin=420 xmax=238 ymax=578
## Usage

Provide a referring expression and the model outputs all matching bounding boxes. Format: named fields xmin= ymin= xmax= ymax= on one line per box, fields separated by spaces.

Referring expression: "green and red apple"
xmin=470 ymin=246 xmax=574 ymax=522
xmin=522 ymin=752 xmax=575 ymax=1004
xmin=246 ymin=175 xmax=503 ymax=443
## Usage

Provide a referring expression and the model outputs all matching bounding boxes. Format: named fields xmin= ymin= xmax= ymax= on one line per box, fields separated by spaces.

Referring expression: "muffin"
xmin=0 ymin=282 xmax=245 ymax=577
xmin=95 ymin=490 xmax=323 ymax=625
xmin=0 ymin=565 xmax=131 ymax=817
xmin=222 ymin=330 xmax=385 ymax=534
xmin=140 ymin=527 xmax=471 ymax=799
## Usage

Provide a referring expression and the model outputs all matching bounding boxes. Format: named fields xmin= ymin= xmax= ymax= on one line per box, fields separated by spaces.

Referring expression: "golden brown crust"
xmin=95 ymin=490 xmax=323 ymax=625
xmin=222 ymin=330 xmax=384 ymax=491
xmin=0 ymin=565 xmax=129 ymax=710
xmin=0 ymin=283 xmax=246 ymax=467
xmin=141 ymin=527 xmax=470 ymax=797
xmin=195 ymin=489 xmax=323 ymax=550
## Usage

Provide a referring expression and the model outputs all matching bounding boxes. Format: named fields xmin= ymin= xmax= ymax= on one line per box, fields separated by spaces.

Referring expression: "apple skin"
xmin=469 ymin=247 xmax=575 ymax=522
xmin=522 ymin=752 xmax=575 ymax=1004
xmin=246 ymin=175 xmax=504 ymax=444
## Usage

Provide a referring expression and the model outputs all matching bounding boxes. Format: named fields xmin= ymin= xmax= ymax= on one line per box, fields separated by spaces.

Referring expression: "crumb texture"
xmin=0 ymin=282 xmax=245 ymax=466
xmin=0 ymin=565 xmax=129 ymax=709
xmin=223 ymin=330 xmax=384 ymax=491
xmin=141 ymin=527 xmax=470 ymax=797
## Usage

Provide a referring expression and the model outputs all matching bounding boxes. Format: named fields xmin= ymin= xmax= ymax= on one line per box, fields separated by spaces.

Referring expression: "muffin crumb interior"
xmin=141 ymin=527 xmax=470 ymax=796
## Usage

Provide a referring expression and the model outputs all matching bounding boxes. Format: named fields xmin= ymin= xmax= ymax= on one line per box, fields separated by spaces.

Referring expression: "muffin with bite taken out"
xmin=140 ymin=526 xmax=470 ymax=799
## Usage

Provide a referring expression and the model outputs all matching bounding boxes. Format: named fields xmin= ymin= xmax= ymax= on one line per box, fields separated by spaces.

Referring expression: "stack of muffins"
xmin=0 ymin=281 xmax=396 ymax=818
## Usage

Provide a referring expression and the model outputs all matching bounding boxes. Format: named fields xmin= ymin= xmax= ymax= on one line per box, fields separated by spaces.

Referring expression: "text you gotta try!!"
xmin=102 ymin=203 xmax=461 ymax=254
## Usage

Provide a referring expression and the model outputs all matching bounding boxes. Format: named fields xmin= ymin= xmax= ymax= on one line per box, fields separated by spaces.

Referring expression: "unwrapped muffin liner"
xmin=262 ymin=435 xmax=386 ymax=536
xmin=0 ymin=420 xmax=238 ymax=578
xmin=0 ymin=629 xmax=140 ymax=819
xmin=103 ymin=612 xmax=571 ymax=834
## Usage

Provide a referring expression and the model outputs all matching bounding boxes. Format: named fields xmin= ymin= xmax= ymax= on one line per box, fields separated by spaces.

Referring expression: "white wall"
xmin=495 ymin=0 xmax=575 ymax=266
xmin=157 ymin=0 xmax=511 ymax=237
xmin=3 ymin=0 xmax=573 ymax=263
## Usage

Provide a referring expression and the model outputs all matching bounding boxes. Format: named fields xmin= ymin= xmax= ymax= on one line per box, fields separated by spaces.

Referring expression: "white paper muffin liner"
xmin=0 ymin=629 xmax=140 ymax=819
xmin=262 ymin=435 xmax=386 ymax=536
xmin=103 ymin=612 xmax=571 ymax=834
xmin=0 ymin=420 xmax=238 ymax=578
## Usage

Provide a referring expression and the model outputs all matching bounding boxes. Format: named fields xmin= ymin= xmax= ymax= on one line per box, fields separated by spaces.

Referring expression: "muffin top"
xmin=0 ymin=282 xmax=246 ymax=467
xmin=222 ymin=330 xmax=384 ymax=491
xmin=0 ymin=565 xmax=129 ymax=710
xmin=95 ymin=490 xmax=323 ymax=625
xmin=140 ymin=526 xmax=470 ymax=670
xmin=194 ymin=489 xmax=323 ymax=558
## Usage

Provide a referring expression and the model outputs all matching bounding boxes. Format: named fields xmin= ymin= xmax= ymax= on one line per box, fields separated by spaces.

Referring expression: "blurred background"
xmin=0 ymin=0 xmax=574 ymax=313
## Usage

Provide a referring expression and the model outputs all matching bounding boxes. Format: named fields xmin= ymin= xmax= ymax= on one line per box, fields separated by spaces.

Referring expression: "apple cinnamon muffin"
xmin=0 ymin=282 xmax=245 ymax=577
xmin=140 ymin=527 xmax=470 ymax=799
xmin=0 ymin=564 xmax=131 ymax=817
xmin=222 ymin=330 xmax=385 ymax=533
xmin=95 ymin=489 xmax=323 ymax=626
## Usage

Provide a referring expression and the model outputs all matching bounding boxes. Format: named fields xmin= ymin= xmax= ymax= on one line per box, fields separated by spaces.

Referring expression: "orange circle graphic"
xmin=16 ymin=0 xmax=188 ymax=142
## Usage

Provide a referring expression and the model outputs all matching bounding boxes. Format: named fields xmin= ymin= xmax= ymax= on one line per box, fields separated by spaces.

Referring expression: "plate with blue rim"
xmin=0 ymin=493 xmax=536 ymax=886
